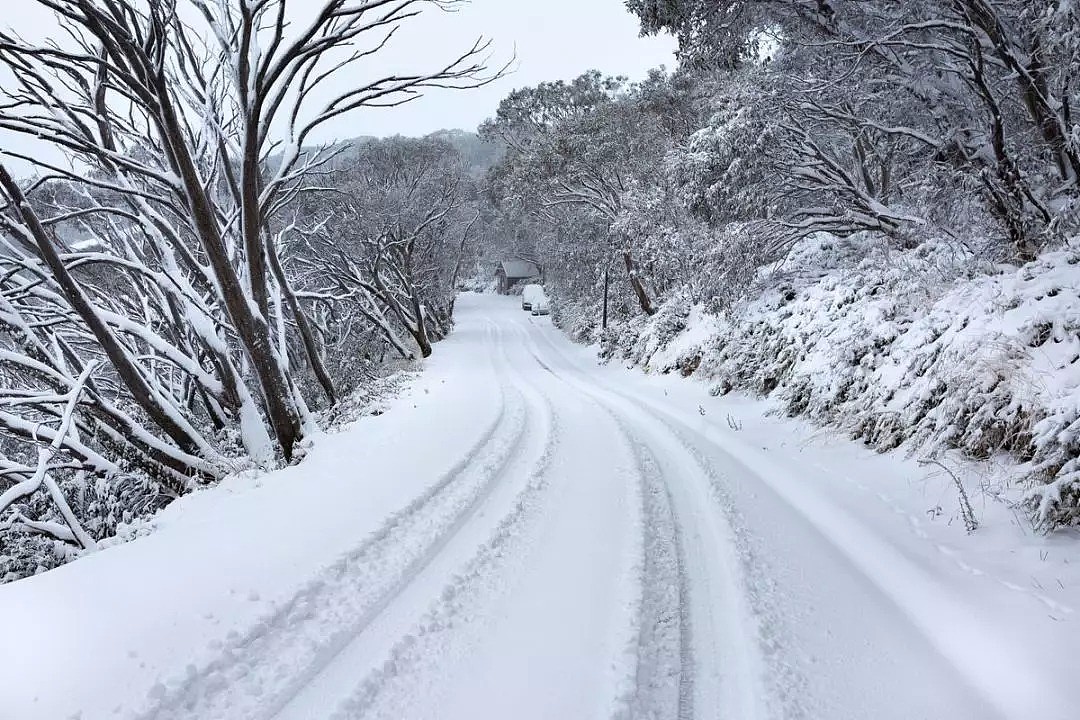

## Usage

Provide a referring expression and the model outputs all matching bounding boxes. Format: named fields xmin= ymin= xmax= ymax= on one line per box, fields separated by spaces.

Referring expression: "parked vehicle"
xmin=521 ymin=283 xmax=544 ymax=311
xmin=531 ymin=296 xmax=550 ymax=316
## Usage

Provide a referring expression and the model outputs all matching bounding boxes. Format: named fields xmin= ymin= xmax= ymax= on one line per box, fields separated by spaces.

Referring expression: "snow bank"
xmin=0 ymin=301 xmax=504 ymax=720
xmin=589 ymin=235 xmax=1080 ymax=529
xmin=0 ymin=366 xmax=415 ymax=584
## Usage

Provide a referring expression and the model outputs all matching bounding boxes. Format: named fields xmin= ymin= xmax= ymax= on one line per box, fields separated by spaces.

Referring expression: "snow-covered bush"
xmin=552 ymin=297 xmax=601 ymax=344
xmin=602 ymin=290 xmax=693 ymax=367
xmin=460 ymin=276 xmax=498 ymax=294
xmin=602 ymin=234 xmax=1080 ymax=530
xmin=0 ymin=470 xmax=165 ymax=582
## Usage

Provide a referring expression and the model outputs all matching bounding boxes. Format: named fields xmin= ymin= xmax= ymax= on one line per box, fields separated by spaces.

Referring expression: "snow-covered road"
xmin=1 ymin=293 xmax=1075 ymax=720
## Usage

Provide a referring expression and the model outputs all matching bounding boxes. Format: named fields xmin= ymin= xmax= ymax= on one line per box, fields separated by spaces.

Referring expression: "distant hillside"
xmin=309 ymin=130 xmax=503 ymax=177
xmin=424 ymin=128 xmax=505 ymax=177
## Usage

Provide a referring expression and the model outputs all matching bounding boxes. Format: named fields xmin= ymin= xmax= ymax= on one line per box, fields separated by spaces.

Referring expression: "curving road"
xmin=25 ymin=292 xmax=1069 ymax=720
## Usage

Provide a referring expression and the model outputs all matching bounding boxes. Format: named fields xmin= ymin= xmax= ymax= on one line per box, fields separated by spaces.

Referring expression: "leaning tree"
xmin=0 ymin=0 xmax=497 ymax=560
xmin=301 ymin=135 xmax=481 ymax=359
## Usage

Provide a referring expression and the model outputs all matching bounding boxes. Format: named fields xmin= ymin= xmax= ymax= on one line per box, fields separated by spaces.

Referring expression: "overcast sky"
xmin=322 ymin=0 xmax=679 ymax=139
xmin=1 ymin=0 xmax=676 ymax=156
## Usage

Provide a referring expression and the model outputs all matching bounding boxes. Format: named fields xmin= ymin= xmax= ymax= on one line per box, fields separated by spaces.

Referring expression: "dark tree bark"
xmin=623 ymin=250 xmax=656 ymax=315
xmin=0 ymin=163 xmax=217 ymax=468
xmin=265 ymin=231 xmax=337 ymax=403
xmin=152 ymin=86 xmax=304 ymax=460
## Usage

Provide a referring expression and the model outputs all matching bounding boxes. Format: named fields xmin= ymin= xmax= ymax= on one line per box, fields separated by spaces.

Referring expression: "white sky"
xmin=319 ymin=0 xmax=678 ymax=139
xmin=0 ymin=0 xmax=676 ymax=157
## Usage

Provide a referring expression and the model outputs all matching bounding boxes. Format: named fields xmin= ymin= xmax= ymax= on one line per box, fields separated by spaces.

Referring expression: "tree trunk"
xmin=265 ymin=231 xmax=337 ymax=404
xmin=960 ymin=0 xmax=1080 ymax=184
xmin=0 ymin=163 xmax=220 ymax=471
xmin=407 ymin=289 xmax=434 ymax=359
xmin=242 ymin=124 xmax=271 ymax=320
xmin=153 ymin=88 xmax=303 ymax=460
xmin=602 ymin=265 xmax=610 ymax=329
xmin=413 ymin=328 xmax=434 ymax=359
xmin=623 ymin=250 xmax=656 ymax=315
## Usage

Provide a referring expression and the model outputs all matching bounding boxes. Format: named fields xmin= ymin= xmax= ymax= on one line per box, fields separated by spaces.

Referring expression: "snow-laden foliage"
xmin=630 ymin=0 xmax=1080 ymax=257
xmin=0 ymin=0 xmax=501 ymax=581
xmin=593 ymin=234 xmax=1080 ymax=530
xmin=298 ymin=136 xmax=485 ymax=360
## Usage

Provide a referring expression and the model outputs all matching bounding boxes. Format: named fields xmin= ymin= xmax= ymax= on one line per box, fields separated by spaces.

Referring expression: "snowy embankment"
xmin=590 ymin=234 xmax=1080 ymax=530
xmin=0 ymin=321 xmax=504 ymax=720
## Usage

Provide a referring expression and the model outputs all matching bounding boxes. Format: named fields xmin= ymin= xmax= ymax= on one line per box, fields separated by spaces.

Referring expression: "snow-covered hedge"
xmin=587 ymin=235 xmax=1080 ymax=530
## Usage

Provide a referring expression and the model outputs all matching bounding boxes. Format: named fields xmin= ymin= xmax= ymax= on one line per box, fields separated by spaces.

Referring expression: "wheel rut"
xmin=517 ymin=327 xmax=695 ymax=720
xmin=138 ymin=324 xmax=532 ymax=720
xmin=519 ymin=320 xmax=770 ymax=720
xmin=314 ymin=319 xmax=563 ymax=719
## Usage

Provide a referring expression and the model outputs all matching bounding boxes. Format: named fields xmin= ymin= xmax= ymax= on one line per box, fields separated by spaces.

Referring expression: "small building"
xmin=495 ymin=259 xmax=540 ymax=294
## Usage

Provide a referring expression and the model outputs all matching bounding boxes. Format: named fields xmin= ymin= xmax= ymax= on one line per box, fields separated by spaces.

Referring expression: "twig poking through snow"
xmin=920 ymin=457 xmax=979 ymax=533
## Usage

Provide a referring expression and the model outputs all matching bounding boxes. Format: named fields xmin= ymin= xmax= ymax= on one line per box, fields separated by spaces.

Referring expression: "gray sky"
xmin=316 ymin=0 xmax=678 ymax=139
xmin=0 ymin=0 xmax=675 ymax=166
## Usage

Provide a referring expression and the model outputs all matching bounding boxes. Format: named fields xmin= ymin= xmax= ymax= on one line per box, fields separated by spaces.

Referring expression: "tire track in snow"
xmin=531 ymin=310 xmax=806 ymax=717
xmin=618 ymin=428 xmax=694 ymax=720
xmin=519 ymin=334 xmax=695 ymax=719
xmin=324 ymin=380 xmax=560 ymax=720
xmin=649 ymin=417 xmax=812 ymax=720
xmin=527 ymin=321 xmax=809 ymax=718
xmin=519 ymin=330 xmax=686 ymax=719
xmin=521 ymin=331 xmax=691 ymax=720
xmin=291 ymin=319 xmax=563 ymax=719
xmin=528 ymin=317 xmax=1063 ymax=720
xmin=135 ymin=323 xmax=532 ymax=720
xmin=265 ymin=318 xmax=562 ymax=720
xmin=507 ymin=323 xmax=668 ymax=720
xmin=520 ymin=320 xmax=770 ymax=720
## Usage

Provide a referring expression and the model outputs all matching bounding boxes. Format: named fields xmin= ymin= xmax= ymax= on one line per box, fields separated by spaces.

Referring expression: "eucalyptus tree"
xmin=482 ymin=71 xmax=696 ymax=316
xmin=629 ymin=0 xmax=1080 ymax=259
xmin=0 ymin=0 xmax=493 ymax=456
xmin=302 ymin=135 xmax=481 ymax=359
xmin=0 ymin=0 xmax=497 ymax=564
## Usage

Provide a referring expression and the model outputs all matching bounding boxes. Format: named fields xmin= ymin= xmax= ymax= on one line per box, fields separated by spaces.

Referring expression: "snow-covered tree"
xmin=482 ymin=70 xmax=698 ymax=317
xmin=299 ymin=136 xmax=482 ymax=359
xmin=0 ymin=0 xmax=498 ymax=576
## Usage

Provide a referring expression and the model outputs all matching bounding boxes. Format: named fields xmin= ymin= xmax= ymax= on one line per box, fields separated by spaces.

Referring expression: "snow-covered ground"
xmin=0 ymin=292 xmax=1076 ymax=720
xmin=594 ymin=235 xmax=1080 ymax=530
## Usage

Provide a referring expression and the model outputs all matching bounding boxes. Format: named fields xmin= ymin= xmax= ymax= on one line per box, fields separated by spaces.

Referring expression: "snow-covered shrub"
xmin=602 ymin=233 xmax=1080 ymax=530
xmin=552 ymin=297 xmax=602 ymax=344
xmin=0 ymin=468 xmax=167 ymax=583
xmin=0 ymin=533 xmax=69 ymax=583
xmin=321 ymin=364 xmax=418 ymax=429
xmin=599 ymin=290 xmax=717 ymax=379
xmin=460 ymin=276 xmax=498 ymax=294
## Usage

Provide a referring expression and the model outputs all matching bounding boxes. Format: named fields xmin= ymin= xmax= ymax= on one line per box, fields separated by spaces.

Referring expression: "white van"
xmin=521 ymin=283 xmax=544 ymax=311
